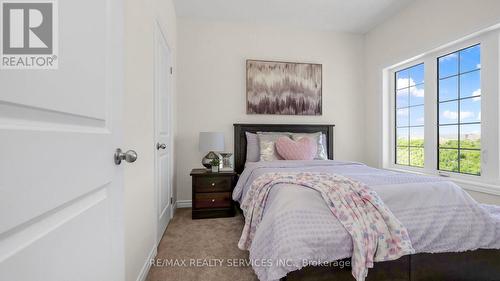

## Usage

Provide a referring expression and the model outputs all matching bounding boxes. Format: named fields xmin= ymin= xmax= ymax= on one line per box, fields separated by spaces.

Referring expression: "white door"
xmin=154 ymin=21 xmax=173 ymax=243
xmin=0 ymin=1 xmax=125 ymax=281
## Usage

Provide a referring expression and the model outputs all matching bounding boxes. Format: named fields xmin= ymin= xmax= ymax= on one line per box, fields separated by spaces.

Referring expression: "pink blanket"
xmin=238 ymin=172 xmax=415 ymax=281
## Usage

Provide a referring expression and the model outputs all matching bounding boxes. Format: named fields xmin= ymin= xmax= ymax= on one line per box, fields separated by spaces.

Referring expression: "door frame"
xmin=153 ymin=19 xmax=174 ymax=246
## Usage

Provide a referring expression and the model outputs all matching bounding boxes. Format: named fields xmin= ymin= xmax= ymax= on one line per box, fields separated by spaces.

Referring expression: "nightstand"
xmin=190 ymin=168 xmax=237 ymax=219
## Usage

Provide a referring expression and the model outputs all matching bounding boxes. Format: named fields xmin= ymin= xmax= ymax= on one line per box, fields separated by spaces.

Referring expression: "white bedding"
xmin=233 ymin=160 xmax=500 ymax=281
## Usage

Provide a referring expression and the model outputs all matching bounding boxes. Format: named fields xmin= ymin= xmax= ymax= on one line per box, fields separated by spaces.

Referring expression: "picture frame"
xmin=246 ymin=59 xmax=322 ymax=115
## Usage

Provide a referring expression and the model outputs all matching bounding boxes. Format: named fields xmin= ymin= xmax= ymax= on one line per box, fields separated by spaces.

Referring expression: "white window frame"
xmin=391 ymin=59 xmax=426 ymax=172
xmin=384 ymin=29 xmax=500 ymax=193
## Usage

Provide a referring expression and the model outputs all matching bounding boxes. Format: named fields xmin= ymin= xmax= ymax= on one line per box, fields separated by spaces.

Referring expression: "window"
xmin=387 ymin=32 xmax=500 ymax=190
xmin=438 ymin=45 xmax=481 ymax=175
xmin=395 ymin=63 xmax=424 ymax=167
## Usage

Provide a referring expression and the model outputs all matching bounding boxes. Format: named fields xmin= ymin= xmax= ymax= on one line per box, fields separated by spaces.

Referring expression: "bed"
xmin=232 ymin=123 xmax=500 ymax=281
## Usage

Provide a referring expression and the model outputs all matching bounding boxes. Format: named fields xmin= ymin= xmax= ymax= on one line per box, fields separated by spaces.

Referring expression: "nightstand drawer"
xmin=194 ymin=192 xmax=232 ymax=209
xmin=190 ymin=169 xmax=236 ymax=219
xmin=193 ymin=176 xmax=232 ymax=192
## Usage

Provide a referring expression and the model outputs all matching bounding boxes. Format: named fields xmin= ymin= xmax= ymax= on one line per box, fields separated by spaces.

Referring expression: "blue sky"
xmin=396 ymin=45 xmax=481 ymax=141
xmin=439 ymin=45 xmax=481 ymax=140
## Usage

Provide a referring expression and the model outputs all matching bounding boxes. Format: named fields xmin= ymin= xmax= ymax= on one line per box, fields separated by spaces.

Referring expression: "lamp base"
xmin=202 ymin=151 xmax=219 ymax=169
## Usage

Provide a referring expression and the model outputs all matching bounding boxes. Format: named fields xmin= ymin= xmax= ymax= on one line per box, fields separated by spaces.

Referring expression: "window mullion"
xmin=424 ymin=56 xmax=437 ymax=172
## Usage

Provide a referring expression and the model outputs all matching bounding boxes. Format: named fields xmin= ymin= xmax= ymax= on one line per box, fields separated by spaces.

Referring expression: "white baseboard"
xmin=136 ymin=245 xmax=157 ymax=281
xmin=176 ymin=200 xmax=192 ymax=208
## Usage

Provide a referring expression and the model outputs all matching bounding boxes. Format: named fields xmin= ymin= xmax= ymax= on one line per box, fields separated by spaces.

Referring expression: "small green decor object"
xmin=210 ymin=158 xmax=220 ymax=173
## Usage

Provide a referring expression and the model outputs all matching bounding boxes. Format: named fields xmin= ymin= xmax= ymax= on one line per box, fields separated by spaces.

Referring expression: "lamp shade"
xmin=199 ymin=132 xmax=225 ymax=152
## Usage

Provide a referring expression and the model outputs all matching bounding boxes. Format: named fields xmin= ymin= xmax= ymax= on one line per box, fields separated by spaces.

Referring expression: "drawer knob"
xmin=211 ymin=182 xmax=215 ymax=187
xmin=211 ymin=199 xmax=215 ymax=202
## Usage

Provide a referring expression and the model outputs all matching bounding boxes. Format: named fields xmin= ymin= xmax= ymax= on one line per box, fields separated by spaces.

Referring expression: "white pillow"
xmin=257 ymin=132 xmax=291 ymax=161
xmin=245 ymin=132 xmax=260 ymax=162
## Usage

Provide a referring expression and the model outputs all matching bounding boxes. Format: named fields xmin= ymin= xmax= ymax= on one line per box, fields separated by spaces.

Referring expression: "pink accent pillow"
xmin=275 ymin=136 xmax=318 ymax=160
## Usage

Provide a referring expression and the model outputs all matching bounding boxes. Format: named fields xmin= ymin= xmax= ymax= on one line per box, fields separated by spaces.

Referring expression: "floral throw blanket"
xmin=238 ymin=172 xmax=415 ymax=281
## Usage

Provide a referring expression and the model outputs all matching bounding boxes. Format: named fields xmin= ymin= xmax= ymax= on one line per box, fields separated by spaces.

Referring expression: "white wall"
xmin=364 ymin=0 xmax=500 ymax=204
xmin=124 ymin=0 xmax=177 ymax=280
xmin=176 ymin=18 xmax=365 ymax=201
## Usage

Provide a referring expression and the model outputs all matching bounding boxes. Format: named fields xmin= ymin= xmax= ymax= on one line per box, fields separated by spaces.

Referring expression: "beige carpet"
xmin=146 ymin=208 xmax=259 ymax=281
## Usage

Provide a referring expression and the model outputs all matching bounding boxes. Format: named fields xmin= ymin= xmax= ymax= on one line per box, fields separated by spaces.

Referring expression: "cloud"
xmin=477 ymin=111 xmax=481 ymax=121
xmin=461 ymin=111 xmax=474 ymax=120
xmin=442 ymin=110 xmax=475 ymax=121
xmin=410 ymin=86 xmax=424 ymax=97
xmin=417 ymin=117 xmax=425 ymax=123
xmin=443 ymin=110 xmax=458 ymax=120
xmin=396 ymin=88 xmax=407 ymax=96
xmin=476 ymin=63 xmax=481 ymax=69
xmin=470 ymin=89 xmax=481 ymax=102
xmin=397 ymin=109 xmax=408 ymax=116
xmin=397 ymin=77 xmax=424 ymax=98
xmin=472 ymin=89 xmax=481 ymax=95
xmin=397 ymin=78 xmax=410 ymax=89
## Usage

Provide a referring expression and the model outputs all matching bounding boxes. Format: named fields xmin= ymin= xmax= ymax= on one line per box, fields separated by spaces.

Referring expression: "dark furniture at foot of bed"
xmin=281 ymin=249 xmax=500 ymax=281
xmin=233 ymin=123 xmax=500 ymax=281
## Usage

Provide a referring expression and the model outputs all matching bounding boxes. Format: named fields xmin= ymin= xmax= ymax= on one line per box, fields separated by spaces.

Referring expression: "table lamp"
xmin=199 ymin=132 xmax=224 ymax=169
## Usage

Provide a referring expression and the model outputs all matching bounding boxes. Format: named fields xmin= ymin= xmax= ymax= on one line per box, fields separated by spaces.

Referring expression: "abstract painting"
xmin=246 ymin=60 xmax=322 ymax=115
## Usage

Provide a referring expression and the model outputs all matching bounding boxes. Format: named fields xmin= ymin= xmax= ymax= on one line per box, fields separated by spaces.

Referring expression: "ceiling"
xmin=173 ymin=0 xmax=414 ymax=34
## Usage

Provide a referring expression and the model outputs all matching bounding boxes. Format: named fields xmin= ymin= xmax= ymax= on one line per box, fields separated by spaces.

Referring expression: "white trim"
xmin=176 ymin=200 xmax=192 ymax=208
xmin=135 ymin=246 xmax=157 ymax=281
xmin=386 ymin=22 xmax=500 ymax=71
xmin=458 ymin=180 xmax=500 ymax=196
xmin=383 ymin=27 xmax=500 ymax=185
xmin=385 ymin=167 xmax=500 ymax=196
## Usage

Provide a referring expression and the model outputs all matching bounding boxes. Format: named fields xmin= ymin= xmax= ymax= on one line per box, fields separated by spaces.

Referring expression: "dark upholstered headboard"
xmin=233 ymin=123 xmax=335 ymax=174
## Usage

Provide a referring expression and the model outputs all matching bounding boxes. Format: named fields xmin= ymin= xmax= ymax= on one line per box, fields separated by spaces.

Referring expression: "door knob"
xmin=156 ymin=143 xmax=167 ymax=150
xmin=114 ymin=148 xmax=138 ymax=165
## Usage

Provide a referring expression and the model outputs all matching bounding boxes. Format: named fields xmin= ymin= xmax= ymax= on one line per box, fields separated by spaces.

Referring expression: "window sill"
xmin=384 ymin=166 xmax=500 ymax=196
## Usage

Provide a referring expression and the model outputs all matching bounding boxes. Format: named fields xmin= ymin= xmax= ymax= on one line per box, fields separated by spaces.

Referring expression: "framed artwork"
xmin=246 ymin=60 xmax=322 ymax=115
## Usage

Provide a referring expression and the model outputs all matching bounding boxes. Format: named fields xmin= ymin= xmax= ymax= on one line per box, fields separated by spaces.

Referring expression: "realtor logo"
xmin=1 ymin=1 xmax=58 ymax=69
